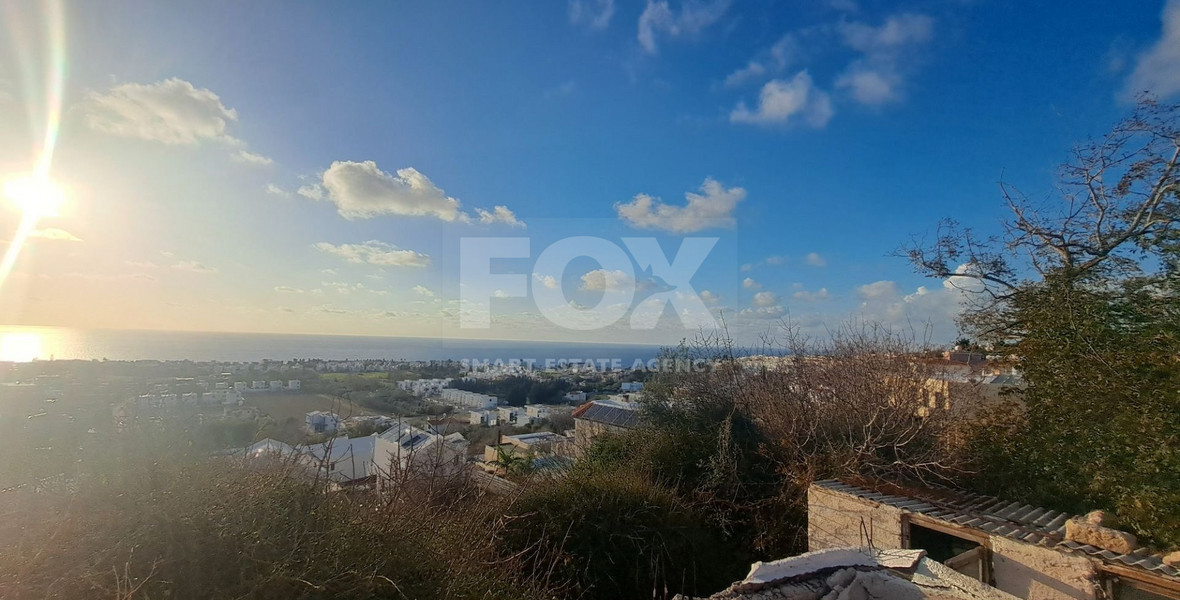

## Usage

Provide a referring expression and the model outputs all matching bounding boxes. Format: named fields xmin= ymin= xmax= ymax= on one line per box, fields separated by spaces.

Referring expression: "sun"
xmin=3 ymin=175 xmax=66 ymax=219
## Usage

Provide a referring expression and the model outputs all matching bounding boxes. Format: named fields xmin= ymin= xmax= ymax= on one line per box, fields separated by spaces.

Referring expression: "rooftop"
xmin=571 ymin=400 xmax=642 ymax=429
xmin=814 ymin=479 xmax=1180 ymax=584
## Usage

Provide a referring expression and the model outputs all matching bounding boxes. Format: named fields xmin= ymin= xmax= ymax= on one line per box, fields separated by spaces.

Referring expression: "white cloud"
xmin=475 ymin=205 xmax=526 ymax=227
xmin=615 ymin=178 xmax=745 ymax=233
xmin=742 ymin=277 xmax=761 ymax=290
xmin=233 ymin=149 xmax=273 ymax=166
xmin=569 ymin=0 xmax=615 ymax=30
xmin=580 ymin=269 xmax=634 ymax=292
xmin=724 ymin=61 xmax=767 ymax=88
xmin=739 ymin=304 xmax=786 ymax=319
xmin=274 ymin=286 xmax=303 ymax=293
xmin=80 ymin=78 xmax=241 ymax=145
xmin=740 ymin=263 xmax=753 ymax=272
xmin=834 ymin=13 xmax=934 ymax=106
xmin=413 ymin=284 xmax=435 ymax=297
xmin=492 ymin=289 xmax=511 ymax=299
xmin=170 ymin=260 xmax=218 ymax=274
xmin=265 ymin=183 xmax=291 ymax=197
xmin=765 ymin=255 xmax=787 ymax=266
xmin=752 ymin=290 xmax=779 ymax=307
xmin=1124 ymin=0 xmax=1180 ymax=99
xmin=857 ymin=280 xmax=899 ymax=300
xmin=835 ymin=65 xmax=900 ymax=105
xmin=533 ymin=273 xmax=560 ymax=290
xmin=699 ymin=289 xmax=720 ymax=304
xmin=723 ymin=34 xmax=801 ymax=88
xmin=313 ymin=240 xmax=431 ymax=268
xmin=637 ymin=0 xmax=731 ymax=54
xmin=317 ymin=161 xmax=464 ymax=221
xmin=792 ymin=287 xmax=830 ymax=302
xmin=297 ymin=183 xmax=324 ymax=201
xmin=805 ymin=252 xmax=827 ymax=267
xmin=838 ymin=13 xmax=932 ymax=53
xmin=730 ymin=71 xmax=834 ymax=127
xmin=29 ymin=228 xmax=82 ymax=242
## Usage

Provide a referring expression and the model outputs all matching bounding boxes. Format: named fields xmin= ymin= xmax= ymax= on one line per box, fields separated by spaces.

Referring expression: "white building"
xmin=524 ymin=404 xmax=551 ymax=422
xmin=305 ymin=410 xmax=340 ymax=434
xmin=396 ymin=378 xmax=453 ymax=397
xmin=620 ymin=381 xmax=644 ymax=392
xmin=563 ymin=391 xmax=587 ymax=403
xmin=287 ymin=380 xmax=301 ymax=391
xmin=497 ymin=406 xmax=523 ymax=425
xmin=469 ymin=409 xmax=499 ymax=426
xmin=439 ymin=388 xmax=498 ymax=410
xmin=251 ymin=380 xmax=268 ymax=391
xmin=269 ymin=380 xmax=283 ymax=391
xmin=233 ymin=381 xmax=247 ymax=392
xmin=374 ymin=425 xmax=469 ymax=480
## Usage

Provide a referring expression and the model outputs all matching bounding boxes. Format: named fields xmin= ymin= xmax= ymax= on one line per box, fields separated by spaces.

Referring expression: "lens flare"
xmin=0 ymin=0 xmax=67 ymax=292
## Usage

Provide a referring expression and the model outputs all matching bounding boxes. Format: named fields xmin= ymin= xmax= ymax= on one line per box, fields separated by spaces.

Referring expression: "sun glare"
xmin=0 ymin=332 xmax=43 ymax=362
xmin=3 ymin=175 xmax=65 ymax=219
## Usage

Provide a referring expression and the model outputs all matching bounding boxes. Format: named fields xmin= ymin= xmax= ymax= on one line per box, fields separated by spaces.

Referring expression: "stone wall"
xmin=808 ymin=485 xmax=906 ymax=551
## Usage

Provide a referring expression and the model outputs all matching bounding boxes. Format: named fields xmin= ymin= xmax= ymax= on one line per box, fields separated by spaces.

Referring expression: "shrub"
xmin=498 ymin=470 xmax=743 ymax=600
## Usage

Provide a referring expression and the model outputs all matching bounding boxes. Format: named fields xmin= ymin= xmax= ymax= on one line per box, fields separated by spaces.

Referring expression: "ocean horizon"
xmin=0 ymin=326 xmax=671 ymax=364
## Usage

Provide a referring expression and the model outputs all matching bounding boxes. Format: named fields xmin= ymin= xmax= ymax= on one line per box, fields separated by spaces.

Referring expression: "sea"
xmin=0 ymin=325 xmax=667 ymax=365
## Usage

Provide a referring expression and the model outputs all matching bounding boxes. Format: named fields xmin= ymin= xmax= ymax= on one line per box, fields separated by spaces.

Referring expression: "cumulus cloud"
xmin=857 ymin=280 xmax=899 ymax=300
xmin=742 ymin=277 xmax=761 ymax=290
xmin=170 ymin=260 xmax=218 ymax=274
xmin=615 ymin=178 xmax=745 ymax=233
xmin=80 ymin=78 xmax=241 ymax=145
xmin=265 ymin=183 xmax=291 ymax=197
xmin=792 ymin=287 xmax=830 ymax=302
xmin=1124 ymin=0 xmax=1180 ymax=99
xmin=580 ymin=269 xmax=634 ymax=292
xmin=805 ymin=252 xmax=827 ymax=267
xmin=313 ymin=240 xmax=431 ymax=268
xmin=533 ymin=273 xmax=560 ymax=290
xmin=233 ymin=149 xmax=273 ymax=166
xmin=569 ymin=0 xmax=614 ymax=29
xmin=29 ymin=228 xmax=82 ymax=242
xmin=699 ymin=289 xmax=721 ymax=304
xmin=752 ymin=290 xmax=779 ymax=307
xmin=638 ymin=0 xmax=731 ymax=54
xmin=834 ymin=13 xmax=933 ymax=106
xmin=730 ymin=71 xmax=834 ymax=127
xmin=306 ymin=160 xmax=521 ymax=225
xmin=316 ymin=161 xmax=464 ymax=221
xmin=475 ymin=205 xmax=526 ymax=227
xmin=413 ymin=284 xmax=435 ymax=297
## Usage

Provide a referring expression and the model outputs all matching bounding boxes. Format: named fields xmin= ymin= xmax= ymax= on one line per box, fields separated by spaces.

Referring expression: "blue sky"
xmin=0 ymin=0 xmax=1177 ymax=345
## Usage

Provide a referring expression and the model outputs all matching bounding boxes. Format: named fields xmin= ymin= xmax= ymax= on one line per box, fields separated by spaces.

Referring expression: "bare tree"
xmin=902 ymin=96 xmax=1180 ymax=339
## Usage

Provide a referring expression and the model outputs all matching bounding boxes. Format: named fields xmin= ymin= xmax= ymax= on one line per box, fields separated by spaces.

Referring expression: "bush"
xmin=0 ymin=435 xmax=549 ymax=600
xmin=498 ymin=470 xmax=743 ymax=600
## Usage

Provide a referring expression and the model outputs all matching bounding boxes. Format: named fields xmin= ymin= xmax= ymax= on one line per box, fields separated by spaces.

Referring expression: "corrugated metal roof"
xmin=813 ymin=479 xmax=1179 ymax=581
xmin=572 ymin=402 xmax=642 ymax=429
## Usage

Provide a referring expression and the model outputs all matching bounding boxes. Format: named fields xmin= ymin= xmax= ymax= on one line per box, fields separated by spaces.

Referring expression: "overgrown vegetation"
xmin=0 ymin=433 xmax=549 ymax=600
xmin=907 ymin=96 xmax=1180 ymax=546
